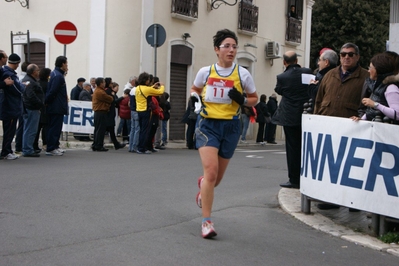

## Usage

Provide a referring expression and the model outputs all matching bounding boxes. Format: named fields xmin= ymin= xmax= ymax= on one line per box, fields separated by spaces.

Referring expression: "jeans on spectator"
xmin=161 ymin=120 xmax=168 ymax=144
xmin=241 ymin=114 xmax=250 ymax=141
xmin=22 ymin=109 xmax=41 ymax=155
xmin=129 ymin=111 xmax=140 ymax=151
xmin=118 ymin=118 xmax=131 ymax=142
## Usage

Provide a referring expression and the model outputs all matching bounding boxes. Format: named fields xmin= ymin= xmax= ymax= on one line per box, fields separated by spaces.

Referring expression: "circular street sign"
xmin=54 ymin=21 xmax=78 ymax=45
xmin=145 ymin=24 xmax=166 ymax=47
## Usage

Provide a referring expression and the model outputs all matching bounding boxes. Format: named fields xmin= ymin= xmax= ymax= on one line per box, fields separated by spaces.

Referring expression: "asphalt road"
xmin=0 ymin=145 xmax=398 ymax=265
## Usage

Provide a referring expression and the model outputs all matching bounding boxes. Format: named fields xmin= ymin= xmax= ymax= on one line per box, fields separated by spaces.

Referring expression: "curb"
xmin=278 ymin=188 xmax=399 ymax=257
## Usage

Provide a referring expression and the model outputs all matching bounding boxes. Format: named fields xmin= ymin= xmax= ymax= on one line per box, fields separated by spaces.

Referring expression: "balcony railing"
xmin=285 ymin=17 xmax=301 ymax=44
xmin=238 ymin=1 xmax=258 ymax=34
xmin=171 ymin=0 xmax=198 ymax=20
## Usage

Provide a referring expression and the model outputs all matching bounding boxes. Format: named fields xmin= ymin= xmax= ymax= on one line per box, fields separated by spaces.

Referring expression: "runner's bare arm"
xmin=245 ymin=91 xmax=258 ymax=107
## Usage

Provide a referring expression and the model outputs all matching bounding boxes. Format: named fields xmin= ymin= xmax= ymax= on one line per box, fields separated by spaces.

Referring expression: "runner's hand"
xmin=228 ymin=87 xmax=245 ymax=105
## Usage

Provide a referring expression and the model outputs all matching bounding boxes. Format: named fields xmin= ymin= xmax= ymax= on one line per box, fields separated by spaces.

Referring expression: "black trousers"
xmin=256 ymin=122 xmax=265 ymax=142
xmin=46 ymin=114 xmax=63 ymax=152
xmin=106 ymin=125 xmax=119 ymax=148
xmin=34 ymin=122 xmax=47 ymax=150
xmin=137 ymin=110 xmax=151 ymax=152
xmin=146 ymin=115 xmax=159 ymax=150
xmin=93 ymin=111 xmax=108 ymax=149
xmin=15 ymin=116 xmax=24 ymax=152
xmin=1 ymin=117 xmax=18 ymax=156
xmin=283 ymin=125 xmax=302 ymax=185
xmin=265 ymin=122 xmax=277 ymax=142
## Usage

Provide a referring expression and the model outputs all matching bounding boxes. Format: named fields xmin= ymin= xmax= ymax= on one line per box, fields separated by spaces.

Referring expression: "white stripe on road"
xmin=236 ymin=149 xmax=283 ymax=153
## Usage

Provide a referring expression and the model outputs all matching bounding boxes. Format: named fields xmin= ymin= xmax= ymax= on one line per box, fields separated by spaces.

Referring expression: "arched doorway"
xmin=24 ymin=42 xmax=45 ymax=69
xmin=169 ymin=44 xmax=192 ymax=140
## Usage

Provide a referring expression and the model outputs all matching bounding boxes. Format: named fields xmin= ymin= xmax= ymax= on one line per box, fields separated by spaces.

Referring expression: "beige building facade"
xmin=0 ymin=0 xmax=315 ymax=141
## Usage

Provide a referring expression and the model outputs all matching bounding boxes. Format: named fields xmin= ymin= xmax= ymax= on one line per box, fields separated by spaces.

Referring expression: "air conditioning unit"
xmin=265 ymin=41 xmax=281 ymax=59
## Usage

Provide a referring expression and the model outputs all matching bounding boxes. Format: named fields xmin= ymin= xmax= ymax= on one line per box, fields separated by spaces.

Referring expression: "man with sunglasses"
xmin=314 ymin=43 xmax=368 ymax=118
xmin=313 ymin=43 xmax=368 ymax=211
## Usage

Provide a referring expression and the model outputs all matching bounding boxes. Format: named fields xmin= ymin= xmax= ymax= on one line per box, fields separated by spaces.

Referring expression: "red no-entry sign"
xmin=54 ymin=21 xmax=78 ymax=45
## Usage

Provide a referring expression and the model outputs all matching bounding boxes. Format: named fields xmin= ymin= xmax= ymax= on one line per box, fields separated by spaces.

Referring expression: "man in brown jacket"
xmin=313 ymin=43 xmax=368 ymax=210
xmin=91 ymin=77 xmax=114 ymax=151
xmin=314 ymin=43 xmax=369 ymax=118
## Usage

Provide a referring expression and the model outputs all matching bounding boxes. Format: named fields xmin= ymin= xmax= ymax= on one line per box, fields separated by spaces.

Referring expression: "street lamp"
xmin=208 ymin=0 xmax=238 ymax=10
xmin=4 ymin=0 xmax=29 ymax=9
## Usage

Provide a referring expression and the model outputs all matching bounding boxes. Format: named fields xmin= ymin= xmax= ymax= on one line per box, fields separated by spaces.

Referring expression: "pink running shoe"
xmin=196 ymin=191 xmax=202 ymax=208
xmin=202 ymin=221 xmax=217 ymax=239
xmin=197 ymin=176 xmax=204 ymax=189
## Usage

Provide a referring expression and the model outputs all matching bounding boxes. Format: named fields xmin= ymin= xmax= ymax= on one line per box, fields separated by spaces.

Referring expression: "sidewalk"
xmin=278 ymin=188 xmax=399 ymax=257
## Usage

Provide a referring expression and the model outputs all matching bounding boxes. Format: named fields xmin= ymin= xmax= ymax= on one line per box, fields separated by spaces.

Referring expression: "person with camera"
xmin=135 ymin=72 xmax=164 ymax=154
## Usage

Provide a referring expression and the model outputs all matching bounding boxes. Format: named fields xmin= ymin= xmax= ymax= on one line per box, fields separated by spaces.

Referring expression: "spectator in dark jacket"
xmin=255 ymin=94 xmax=269 ymax=144
xmin=45 ymin=55 xmax=69 ymax=156
xmin=0 ymin=50 xmax=15 ymax=129
xmin=272 ymin=51 xmax=312 ymax=189
xmin=70 ymin=77 xmax=85 ymax=100
xmin=33 ymin=68 xmax=51 ymax=152
xmin=22 ymin=64 xmax=45 ymax=157
xmin=159 ymin=92 xmax=171 ymax=147
xmin=79 ymin=82 xmax=92 ymax=101
xmin=181 ymin=97 xmax=197 ymax=149
xmin=104 ymin=80 xmax=125 ymax=150
xmin=1 ymin=53 xmax=24 ymax=160
xmin=265 ymin=93 xmax=278 ymax=144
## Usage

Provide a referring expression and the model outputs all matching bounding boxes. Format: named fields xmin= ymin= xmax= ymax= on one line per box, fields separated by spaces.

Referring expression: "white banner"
xmin=62 ymin=101 xmax=94 ymax=134
xmin=301 ymin=114 xmax=399 ymax=219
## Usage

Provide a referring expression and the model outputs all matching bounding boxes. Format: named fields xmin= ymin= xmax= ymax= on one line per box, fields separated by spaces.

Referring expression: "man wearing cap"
xmin=70 ymin=77 xmax=86 ymax=100
xmin=0 ymin=50 xmax=14 ymax=119
xmin=45 ymin=55 xmax=69 ymax=156
xmin=0 ymin=53 xmax=25 ymax=160
xmin=272 ymin=51 xmax=313 ymax=189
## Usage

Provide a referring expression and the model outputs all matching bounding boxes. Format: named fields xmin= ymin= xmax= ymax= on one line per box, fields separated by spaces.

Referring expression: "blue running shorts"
xmin=195 ymin=117 xmax=241 ymax=159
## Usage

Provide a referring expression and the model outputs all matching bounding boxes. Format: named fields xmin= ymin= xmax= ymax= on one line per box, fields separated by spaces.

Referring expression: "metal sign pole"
xmin=154 ymin=24 xmax=158 ymax=77
xmin=27 ymin=30 xmax=30 ymax=62
xmin=64 ymin=45 xmax=66 ymax=57
xmin=10 ymin=31 xmax=14 ymax=53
